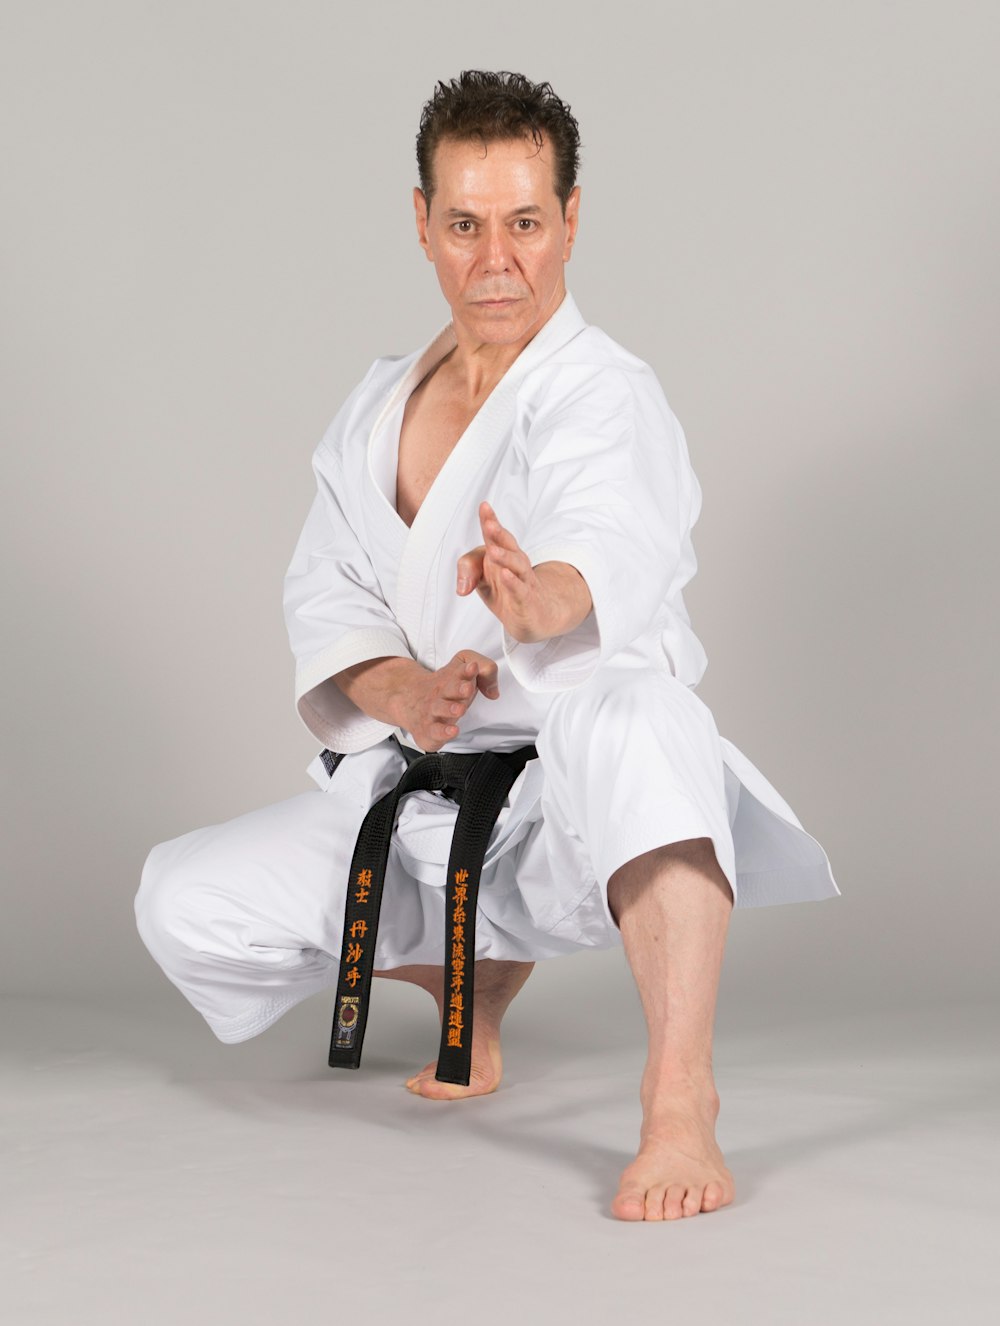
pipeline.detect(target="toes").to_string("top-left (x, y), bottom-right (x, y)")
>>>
top-left (702, 1182), bottom-right (723, 1212)
top-left (404, 1061), bottom-right (438, 1089)
top-left (663, 1184), bottom-right (687, 1220)
top-left (615, 1174), bottom-right (733, 1222)
top-left (409, 1072), bottom-right (499, 1100)
top-left (611, 1188), bottom-right (647, 1221)
top-left (414, 1079), bottom-right (463, 1100)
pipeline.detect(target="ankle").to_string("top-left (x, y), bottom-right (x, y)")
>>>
top-left (373, 963), bottom-right (444, 1002)
top-left (640, 1064), bottom-right (720, 1118)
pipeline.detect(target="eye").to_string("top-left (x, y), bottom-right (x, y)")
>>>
top-left (452, 220), bottom-right (474, 233)
top-left (516, 218), bottom-right (537, 231)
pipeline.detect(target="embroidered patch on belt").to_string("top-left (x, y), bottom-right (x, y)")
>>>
top-left (334, 995), bottom-right (360, 1047)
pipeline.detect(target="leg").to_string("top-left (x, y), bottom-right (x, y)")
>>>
top-left (374, 959), bottom-right (535, 1099)
top-left (135, 790), bottom-right (354, 1042)
top-left (607, 836), bottom-right (736, 1221)
top-left (135, 787), bottom-right (467, 1043)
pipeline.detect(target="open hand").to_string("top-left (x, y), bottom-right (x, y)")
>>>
top-left (456, 501), bottom-right (551, 643)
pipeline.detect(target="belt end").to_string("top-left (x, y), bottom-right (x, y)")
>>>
top-left (328, 1051), bottom-right (363, 1070)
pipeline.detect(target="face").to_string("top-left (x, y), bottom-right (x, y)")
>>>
top-left (414, 132), bottom-right (580, 348)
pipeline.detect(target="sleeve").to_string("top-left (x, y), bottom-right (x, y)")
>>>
top-left (502, 365), bottom-right (692, 693)
top-left (282, 436), bottom-right (413, 753)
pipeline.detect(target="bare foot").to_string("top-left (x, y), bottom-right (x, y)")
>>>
top-left (403, 1020), bottom-right (504, 1100)
top-left (374, 958), bottom-right (534, 1101)
top-left (611, 1085), bottom-right (735, 1221)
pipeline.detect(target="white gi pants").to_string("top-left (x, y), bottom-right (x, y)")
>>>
top-left (135, 666), bottom-right (834, 1044)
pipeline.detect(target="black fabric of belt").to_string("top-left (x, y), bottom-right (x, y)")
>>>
top-left (327, 733), bottom-right (537, 1086)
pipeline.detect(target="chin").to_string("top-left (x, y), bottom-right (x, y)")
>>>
top-left (468, 304), bottom-right (535, 338)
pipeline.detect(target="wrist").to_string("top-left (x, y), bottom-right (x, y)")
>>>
top-left (334, 655), bottom-right (425, 729)
top-left (527, 562), bottom-right (593, 641)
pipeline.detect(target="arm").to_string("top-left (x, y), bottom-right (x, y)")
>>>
top-left (331, 654), bottom-right (429, 729)
top-left (283, 436), bottom-right (414, 753)
top-left (501, 364), bottom-right (694, 692)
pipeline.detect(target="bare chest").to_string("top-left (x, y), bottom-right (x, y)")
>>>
top-left (394, 376), bottom-right (487, 529)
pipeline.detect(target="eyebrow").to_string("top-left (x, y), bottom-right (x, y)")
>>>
top-left (442, 205), bottom-right (544, 220)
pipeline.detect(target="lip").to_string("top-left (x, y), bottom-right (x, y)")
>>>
top-left (475, 298), bottom-right (520, 307)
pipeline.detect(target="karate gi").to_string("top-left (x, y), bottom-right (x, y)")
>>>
top-left (135, 290), bottom-right (841, 1045)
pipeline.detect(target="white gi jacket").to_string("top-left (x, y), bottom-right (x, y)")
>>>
top-left (282, 291), bottom-right (841, 913)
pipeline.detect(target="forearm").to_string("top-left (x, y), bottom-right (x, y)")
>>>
top-left (527, 561), bottom-right (594, 641)
top-left (331, 561), bottom-right (590, 721)
top-left (332, 655), bottom-right (427, 728)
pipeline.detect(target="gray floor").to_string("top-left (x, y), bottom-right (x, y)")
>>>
top-left (2, 954), bottom-right (996, 1325)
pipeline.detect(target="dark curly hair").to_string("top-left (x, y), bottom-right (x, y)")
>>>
top-left (416, 70), bottom-right (582, 217)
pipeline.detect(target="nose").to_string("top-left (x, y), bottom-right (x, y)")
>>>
top-left (480, 219), bottom-right (513, 274)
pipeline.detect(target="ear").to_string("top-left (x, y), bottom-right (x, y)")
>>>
top-left (414, 187), bottom-right (433, 260)
top-left (563, 185), bottom-right (581, 262)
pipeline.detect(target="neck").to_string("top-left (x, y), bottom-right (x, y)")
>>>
top-left (445, 285), bottom-right (566, 398)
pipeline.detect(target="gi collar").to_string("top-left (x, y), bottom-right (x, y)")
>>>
top-left (417, 288), bottom-right (589, 388)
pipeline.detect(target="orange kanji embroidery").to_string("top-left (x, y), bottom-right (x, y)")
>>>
top-left (345, 966), bottom-right (361, 988)
top-left (354, 868), bottom-right (372, 904)
top-left (447, 1028), bottom-right (462, 1047)
top-left (448, 1009), bottom-right (464, 1029)
top-left (346, 941), bottom-right (363, 964)
top-left (349, 919), bottom-right (368, 939)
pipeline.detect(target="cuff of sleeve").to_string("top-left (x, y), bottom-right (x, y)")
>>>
top-left (294, 628), bottom-right (412, 753)
top-left (501, 542), bottom-right (614, 693)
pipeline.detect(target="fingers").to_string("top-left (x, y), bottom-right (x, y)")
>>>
top-left (456, 547), bottom-right (485, 595)
top-left (437, 656), bottom-right (500, 722)
top-left (417, 656), bottom-right (500, 752)
top-left (478, 501), bottom-right (529, 581)
top-left (456, 507), bottom-right (529, 598)
top-left (441, 659), bottom-right (488, 703)
top-left (476, 663), bottom-right (501, 699)
top-left (455, 653), bottom-right (499, 694)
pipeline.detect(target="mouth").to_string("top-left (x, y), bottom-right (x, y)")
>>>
top-left (475, 297), bottom-right (521, 308)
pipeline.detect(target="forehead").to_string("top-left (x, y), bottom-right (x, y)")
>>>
top-left (431, 133), bottom-right (558, 205)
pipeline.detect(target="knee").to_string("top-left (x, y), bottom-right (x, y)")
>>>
top-left (134, 840), bottom-right (206, 971)
top-left (607, 837), bottom-right (732, 922)
top-left (539, 668), bottom-right (650, 758)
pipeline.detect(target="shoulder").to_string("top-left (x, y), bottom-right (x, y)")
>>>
top-left (314, 349), bottom-right (418, 467)
top-left (516, 325), bottom-right (677, 436)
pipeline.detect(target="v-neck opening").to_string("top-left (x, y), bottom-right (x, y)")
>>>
top-left (372, 367), bottom-right (505, 536)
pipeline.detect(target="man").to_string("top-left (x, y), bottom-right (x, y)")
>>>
top-left (135, 70), bottom-right (841, 1222)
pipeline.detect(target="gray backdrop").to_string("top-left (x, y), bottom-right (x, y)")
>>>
top-left (2, 0), bottom-right (996, 1021)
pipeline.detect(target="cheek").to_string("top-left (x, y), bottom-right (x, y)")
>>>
top-left (525, 241), bottom-right (561, 272)
top-left (441, 247), bottom-right (477, 276)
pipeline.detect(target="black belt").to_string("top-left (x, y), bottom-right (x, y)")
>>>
top-left (327, 733), bottom-right (537, 1086)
